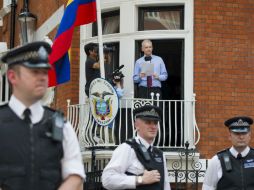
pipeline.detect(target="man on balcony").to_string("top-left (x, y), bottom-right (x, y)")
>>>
top-left (0, 42), bottom-right (85, 190)
top-left (102, 105), bottom-right (170, 190)
top-left (133, 39), bottom-right (168, 99)
top-left (84, 42), bottom-right (123, 98)
top-left (84, 42), bottom-right (100, 97)
top-left (202, 116), bottom-right (254, 190)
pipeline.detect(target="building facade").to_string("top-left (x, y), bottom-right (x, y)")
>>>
top-left (0, 0), bottom-right (254, 159)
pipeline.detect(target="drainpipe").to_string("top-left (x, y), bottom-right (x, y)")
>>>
top-left (10, 0), bottom-right (16, 48)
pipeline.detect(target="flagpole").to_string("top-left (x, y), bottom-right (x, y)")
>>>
top-left (96, 0), bottom-right (105, 78)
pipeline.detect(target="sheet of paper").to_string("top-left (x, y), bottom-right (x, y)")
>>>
top-left (141, 62), bottom-right (154, 76)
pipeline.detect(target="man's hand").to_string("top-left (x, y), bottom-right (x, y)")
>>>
top-left (58, 175), bottom-right (83, 190)
top-left (140, 73), bottom-right (146, 78)
top-left (113, 80), bottom-right (121, 88)
top-left (140, 170), bottom-right (161, 185)
top-left (104, 53), bottom-right (111, 63)
top-left (92, 62), bottom-right (100, 69)
top-left (153, 73), bottom-right (159, 79)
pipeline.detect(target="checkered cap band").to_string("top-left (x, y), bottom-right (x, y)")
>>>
top-left (135, 108), bottom-right (160, 118)
top-left (230, 119), bottom-right (250, 127)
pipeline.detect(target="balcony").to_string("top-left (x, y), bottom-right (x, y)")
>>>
top-left (67, 94), bottom-right (200, 151)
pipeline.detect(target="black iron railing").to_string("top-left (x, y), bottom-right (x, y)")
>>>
top-left (168, 142), bottom-right (207, 190)
top-left (84, 142), bottom-right (207, 190)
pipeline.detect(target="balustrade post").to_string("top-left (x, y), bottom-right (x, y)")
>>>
top-left (66, 99), bottom-right (71, 120)
top-left (185, 141), bottom-right (189, 189)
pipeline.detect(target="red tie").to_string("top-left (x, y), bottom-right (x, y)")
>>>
top-left (147, 76), bottom-right (152, 88)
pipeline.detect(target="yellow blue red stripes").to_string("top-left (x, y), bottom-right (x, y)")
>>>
top-left (48, 0), bottom-right (96, 86)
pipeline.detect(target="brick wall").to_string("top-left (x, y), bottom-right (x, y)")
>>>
top-left (52, 27), bottom-right (80, 113)
top-left (1, 0), bottom-right (80, 114)
top-left (2, 0), bottom-right (254, 159)
top-left (194, 0), bottom-right (254, 158)
top-left (28, 0), bottom-right (80, 114)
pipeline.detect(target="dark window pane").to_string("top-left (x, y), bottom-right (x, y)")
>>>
top-left (92, 10), bottom-right (120, 36)
top-left (139, 6), bottom-right (184, 31)
top-left (103, 42), bottom-right (120, 80)
top-left (134, 39), bottom-right (184, 100)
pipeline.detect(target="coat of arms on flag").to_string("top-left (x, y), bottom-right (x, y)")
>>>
top-left (89, 78), bottom-right (119, 126)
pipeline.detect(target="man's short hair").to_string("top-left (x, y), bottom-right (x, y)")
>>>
top-left (141, 39), bottom-right (153, 48)
top-left (84, 43), bottom-right (98, 56)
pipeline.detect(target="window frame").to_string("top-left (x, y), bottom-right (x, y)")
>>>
top-left (138, 6), bottom-right (184, 31)
top-left (92, 10), bottom-right (120, 36)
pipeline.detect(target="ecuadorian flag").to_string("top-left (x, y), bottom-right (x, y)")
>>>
top-left (48, 0), bottom-right (97, 87)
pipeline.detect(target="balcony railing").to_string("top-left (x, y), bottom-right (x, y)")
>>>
top-left (83, 142), bottom-right (207, 190)
top-left (67, 94), bottom-right (199, 150)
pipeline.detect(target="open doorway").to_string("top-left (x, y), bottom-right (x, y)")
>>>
top-left (134, 39), bottom-right (184, 100)
top-left (134, 39), bottom-right (185, 146)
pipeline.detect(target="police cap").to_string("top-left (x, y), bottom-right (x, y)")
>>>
top-left (224, 116), bottom-right (253, 133)
top-left (1, 41), bottom-right (51, 69)
top-left (133, 105), bottom-right (162, 122)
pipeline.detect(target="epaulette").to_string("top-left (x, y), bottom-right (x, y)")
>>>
top-left (217, 148), bottom-right (230, 156)
top-left (43, 106), bottom-right (66, 123)
top-left (125, 138), bottom-right (136, 146)
top-left (43, 106), bottom-right (56, 112)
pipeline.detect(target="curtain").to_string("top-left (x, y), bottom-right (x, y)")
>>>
top-left (144, 11), bottom-right (181, 30)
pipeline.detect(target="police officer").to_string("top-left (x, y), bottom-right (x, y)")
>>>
top-left (202, 116), bottom-right (254, 190)
top-left (102, 105), bottom-right (170, 190)
top-left (0, 42), bottom-right (85, 190)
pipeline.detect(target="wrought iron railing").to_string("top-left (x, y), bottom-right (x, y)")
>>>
top-left (67, 94), bottom-right (200, 150)
top-left (168, 141), bottom-right (207, 190)
top-left (83, 142), bottom-right (207, 190)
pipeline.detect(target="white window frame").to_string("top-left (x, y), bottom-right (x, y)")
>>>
top-left (0, 42), bottom-right (9, 104)
top-left (3, 0), bottom-right (12, 8)
top-left (80, 0), bottom-right (193, 100)
top-left (80, 0), bottom-right (194, 146)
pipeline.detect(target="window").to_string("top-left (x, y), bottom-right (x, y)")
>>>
top-left (138, 6), bottom-right (184, 31)
top-left (134, 39), bottom-right (184, 100)
top-left (0, 64), bottom-right (9, 104)
top-left (92, 10), bottom-right (120, 36)
top-left (3, 0), bottom-right (12, 8)
top-left (103, 42), bottom-right (120, 80)
top-left (135, 39), bottom-right (185, 146)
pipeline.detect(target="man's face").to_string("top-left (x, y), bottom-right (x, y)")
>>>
top-left (229, 131), bottom-right (251, 150)
top-left (142, 42), bottom-right (153, 56)
top-left (8, 66), bottom-right (48, 104)
top-left (135, 118), bottom-right (159, 143)
top-left (89, 48), bottom-right (98, 59)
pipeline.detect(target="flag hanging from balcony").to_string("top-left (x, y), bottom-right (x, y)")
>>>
top-left (48, 0), bottom-right (97, 87)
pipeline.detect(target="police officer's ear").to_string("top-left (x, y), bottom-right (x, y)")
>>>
top-left (134, 119), bottom-right (141, 131)
top-left (7, 65), bottom-right (20, 86)
top-left (228, 131), bottom-right (232, 141)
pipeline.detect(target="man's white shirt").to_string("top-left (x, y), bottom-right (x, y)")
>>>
top-left (102, 135), bottom-right (171, 190)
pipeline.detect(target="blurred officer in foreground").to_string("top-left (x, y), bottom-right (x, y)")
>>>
top-left (102, 105), bottom-right (170, 190)
top-left (0, 42), bottom-right (85, 190)
top-left (202, 116), bottom-right (254, 190)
